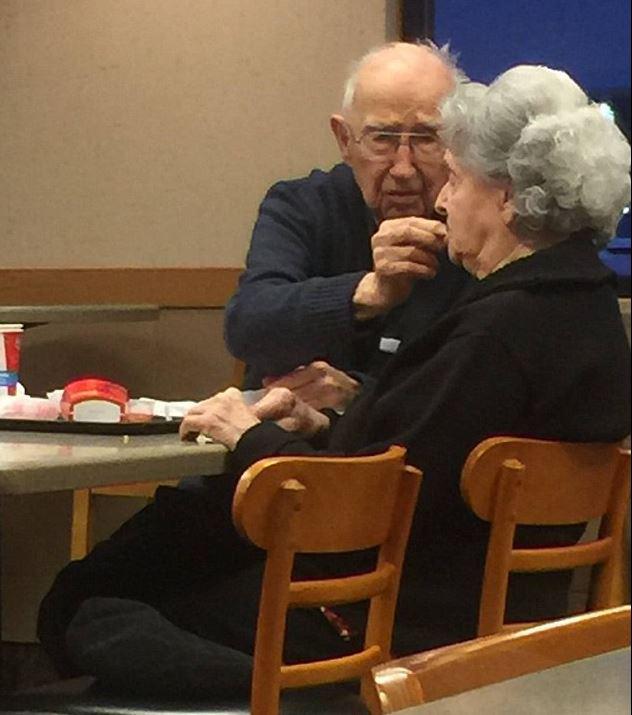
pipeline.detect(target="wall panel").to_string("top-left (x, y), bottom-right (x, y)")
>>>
top-left (1, 0), bottom-right (398, 269)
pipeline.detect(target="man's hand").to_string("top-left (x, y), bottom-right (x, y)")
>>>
top-left (179, 387), bottom-right (260, 450)
top-left (262, 361), bottom-right (360, 411)
top-left (353, 216), bottom-right (447, 320)
top-left (253, 387), bottom-right (330, 436)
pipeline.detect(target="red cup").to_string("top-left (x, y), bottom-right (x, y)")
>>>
top-left (0, 324), bottom-right (24, 396)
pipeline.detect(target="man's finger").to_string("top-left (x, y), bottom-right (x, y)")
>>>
top-left (379, 261), bottom-right (438, 279)
top-left (378, 216), bottom-right (447, 235)
top-left (374, 217), bottom-right (447, 247)
top-left (376, 244), bottom-right (440, 267)
top-left (264, 364), bottom-right (324, 391)
top-left (405, 216), bottom-right (447, 236)
top-left (375, 231), bottom-right (445, 251)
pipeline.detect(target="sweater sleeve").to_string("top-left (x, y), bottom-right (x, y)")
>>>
top-left (227, 422), bottom-right (321, 477)
top-left (223, 178), bottom-right (368, 379)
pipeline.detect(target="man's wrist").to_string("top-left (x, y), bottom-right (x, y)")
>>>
top-left (352, 273), bottom-right (390, 321)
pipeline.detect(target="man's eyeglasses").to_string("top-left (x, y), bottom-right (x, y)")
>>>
top-left (348, 125), bottom-right (443, 162)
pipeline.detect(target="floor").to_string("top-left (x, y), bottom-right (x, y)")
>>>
top-left (0, 641), bottom-right (59, 695)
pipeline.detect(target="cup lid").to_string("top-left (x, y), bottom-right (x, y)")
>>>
top-left (0, 324), bottom-right (24, 331)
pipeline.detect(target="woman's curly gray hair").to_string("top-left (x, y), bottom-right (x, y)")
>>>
top-left (440, 65), bottom-right (631, 245)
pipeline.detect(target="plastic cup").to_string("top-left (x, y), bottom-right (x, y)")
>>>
top-left (0, 324), bottom-right (24, 396)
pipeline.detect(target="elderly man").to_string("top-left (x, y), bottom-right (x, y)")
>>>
top-left (225, 41), bottom-right (470, 409)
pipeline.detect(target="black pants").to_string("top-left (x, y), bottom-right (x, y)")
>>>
top-left (37, 474), bottom-right (362, 696)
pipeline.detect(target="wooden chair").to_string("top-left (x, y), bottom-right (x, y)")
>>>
top-left (458, 437), bottom-right (630, 636)
top-left (69, 357), bottom-right (247, 561)
top-left (231, 445), bottom-right (422, 715)
top-left (372, 605), bottom-right (631, 711)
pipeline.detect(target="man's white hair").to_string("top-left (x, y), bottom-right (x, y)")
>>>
top-left (340, 40), bottom-right (463, 113)
top-left (440, 65), bottom-right (631, 245)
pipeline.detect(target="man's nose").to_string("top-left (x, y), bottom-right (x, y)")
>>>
top-left (389, 142), bottom-right (416, 178)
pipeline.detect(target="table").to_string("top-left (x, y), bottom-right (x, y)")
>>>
top-left (0, 305), bottom-right (160, 326)
top-left (398, 647), bottom-right (630, 715)
top-left (0, 431), bottom-right (227, 495)
top-left (0, 430), bottom-right (227, 672)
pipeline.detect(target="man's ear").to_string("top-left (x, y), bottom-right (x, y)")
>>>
top-left (330, 114), bottom-right (352, 161)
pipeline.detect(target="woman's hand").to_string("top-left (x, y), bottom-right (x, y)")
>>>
top-left (253, 387), bottom-right (330, 436)
top-left (179, 387), bottom-right (260, 450)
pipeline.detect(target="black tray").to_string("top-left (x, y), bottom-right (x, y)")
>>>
top-left (0, 417), bottom-right (181, 435)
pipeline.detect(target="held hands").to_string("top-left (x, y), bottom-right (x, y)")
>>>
top-left (353, 216), bottom-right (447, 320)
top-left (253, 387), bottom-right (330, 436)
top-left (178, 385), bottom-right (330, 449)
top-left (262, 361), bottom-right (360, 411)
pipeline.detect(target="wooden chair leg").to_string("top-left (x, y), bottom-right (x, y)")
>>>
top-left (611, 505), bottom-right (631, 605)
top-left (70, 489), bottom-right (91, 561)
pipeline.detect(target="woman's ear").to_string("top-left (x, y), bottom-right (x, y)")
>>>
top-left (330, 114), bottom-right (352, 161)
top-left (500, 186), bottom-right (516, 225)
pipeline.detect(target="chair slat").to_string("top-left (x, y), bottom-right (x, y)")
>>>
top-left (234, 447), bottom-right (410, 551)
top-left (288, 564), bottom-right (396, 607)
top-left (90, 480), bottom-right (179, 497)
top-left (281, 645), bottom-right (384, 688)
top-left (510, 538), bottom-right (613, 571)
top-left (462, 438), bottom-right (619, 523)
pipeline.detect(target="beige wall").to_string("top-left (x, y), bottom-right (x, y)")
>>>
top-left (1, 0), bottom-right (398, 268)
top-left (0, 1), bottom-right (398, 642)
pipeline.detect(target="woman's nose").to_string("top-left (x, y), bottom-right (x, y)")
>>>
top-left (435, 183), bottom-right (448, 216)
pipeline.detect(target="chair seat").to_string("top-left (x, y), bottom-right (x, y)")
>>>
top-left (0, 677), bottom-right (370, 715)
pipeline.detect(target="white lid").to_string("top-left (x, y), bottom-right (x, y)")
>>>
top-left (72, 400), bottom-right (122, 423)
top-left (0, 324), bottom-right (24, 332)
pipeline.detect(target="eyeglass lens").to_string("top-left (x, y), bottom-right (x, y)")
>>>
top-left (361, 131), bottom-right (442, 160)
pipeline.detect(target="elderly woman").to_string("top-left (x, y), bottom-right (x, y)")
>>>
top-left (39, 66), bottom-right (630, 696)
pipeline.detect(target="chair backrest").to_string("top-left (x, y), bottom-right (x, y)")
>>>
top-left (231, 445), bottom-right (422, 715)
top-left (372, 605), bottom-right (631, 712)
top-left (460, 437), bottom-right (631, 635)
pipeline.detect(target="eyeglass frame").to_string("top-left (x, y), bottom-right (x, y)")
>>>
top-left (344, 121), bottom-right (444, 163)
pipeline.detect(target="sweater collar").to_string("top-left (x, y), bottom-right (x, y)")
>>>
top-left (456, 234), bottom-right (616, 307)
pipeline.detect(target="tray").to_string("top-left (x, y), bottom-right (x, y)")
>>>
top-left (0, 416), bottom-right (181, 435)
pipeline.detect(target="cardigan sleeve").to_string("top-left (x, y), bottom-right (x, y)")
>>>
top-left (223, 179), bottom-right (368, 380)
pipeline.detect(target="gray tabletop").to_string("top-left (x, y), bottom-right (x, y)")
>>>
top-left (0, 431), bottom-right (227, 495)
top-left (0, 304), bottom-right (160, 325)
top-left (399, 647), bottom-right (630, 715)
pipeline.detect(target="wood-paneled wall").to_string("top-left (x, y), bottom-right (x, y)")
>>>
top-left (0, 267), bottom-right (242, 307)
